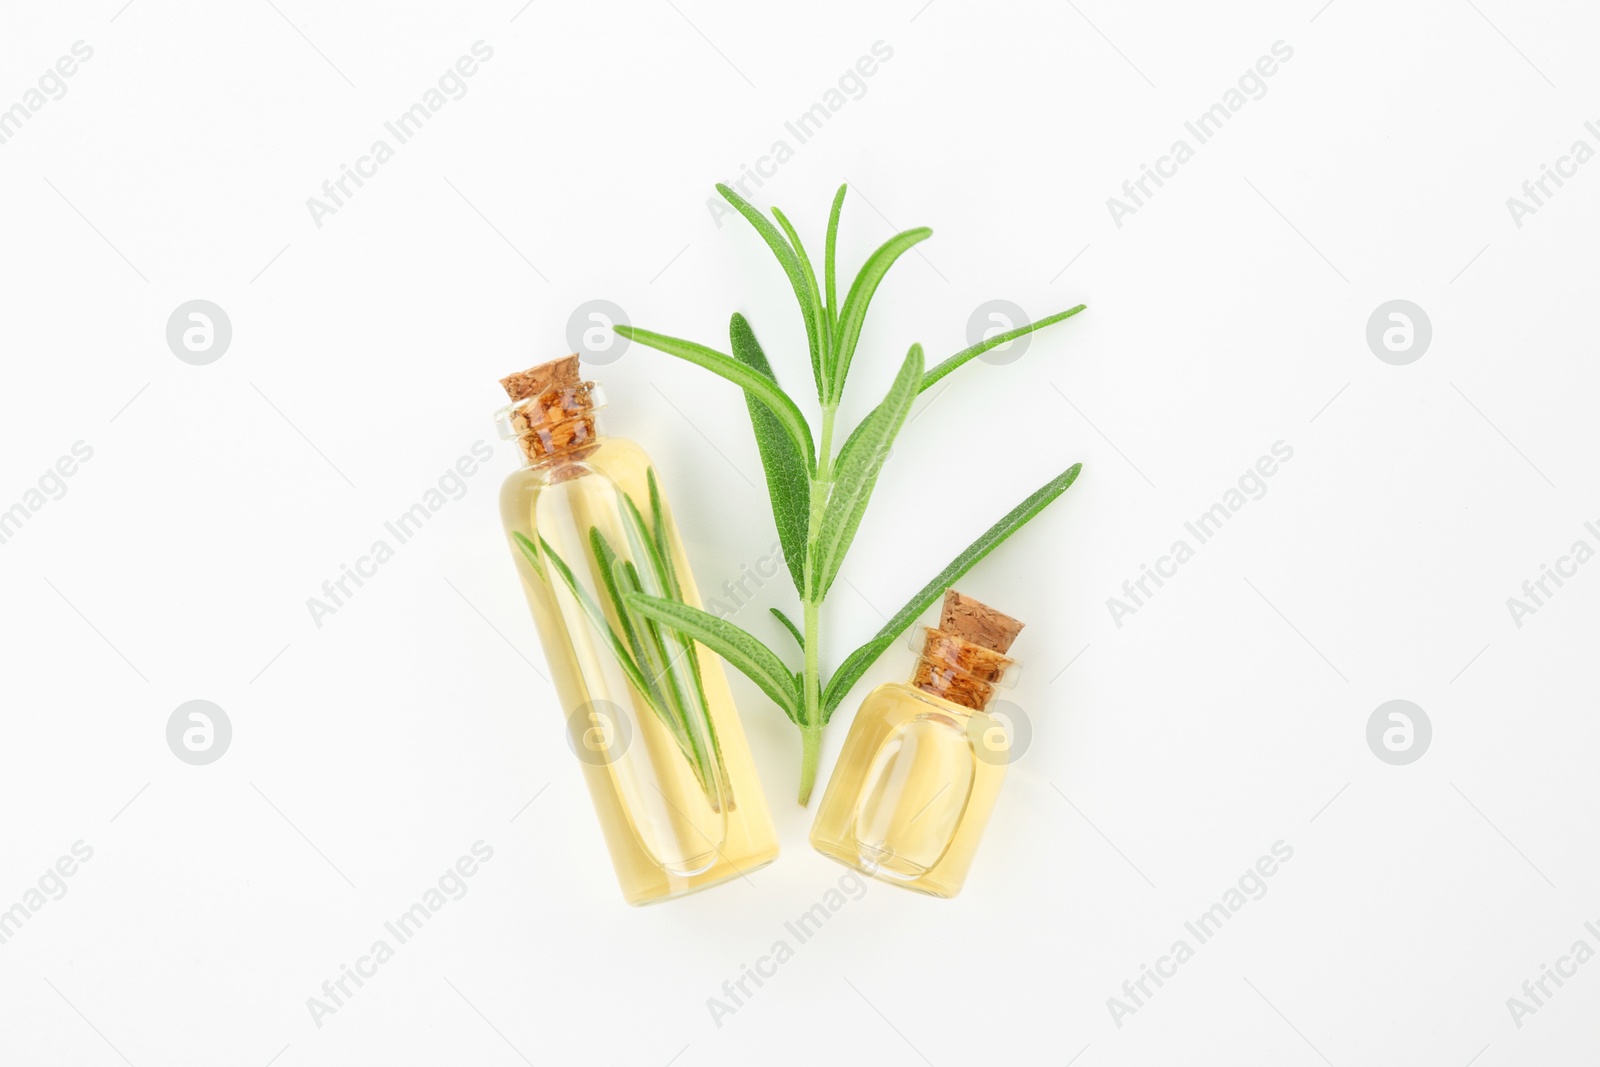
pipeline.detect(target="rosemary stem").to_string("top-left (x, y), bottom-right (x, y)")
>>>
top-left (798, 720), bottom-right (822, 806)
top-left (797, 400), bottom-right (839, 804)
top-left (799, 599), bottom-right (821, 804)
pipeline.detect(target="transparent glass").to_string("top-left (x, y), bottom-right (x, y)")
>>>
top-left (810, 682), bottom-right (1008, 898)
top-left (500, 435), bottom-right (778, 904)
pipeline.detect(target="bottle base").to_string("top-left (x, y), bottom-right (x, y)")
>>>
top-left (809, 835), bottom-right (963, 899)
top-left (622, 844), bottom-right (780, 907)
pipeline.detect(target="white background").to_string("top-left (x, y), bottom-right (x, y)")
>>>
top-left (2, 1), bottom-right (1597, 1064)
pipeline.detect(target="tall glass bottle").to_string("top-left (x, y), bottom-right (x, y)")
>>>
top-left (810, 590), bottom-right (1025, 898)
top-left (495, 355), bottom-right (777, 905)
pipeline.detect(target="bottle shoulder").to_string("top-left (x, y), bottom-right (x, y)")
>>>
top-left (860, 682), bottom-right (986, 726)
top-left (499, 436), bottom-right (653, 493)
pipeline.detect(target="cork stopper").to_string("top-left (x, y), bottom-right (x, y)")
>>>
top-left (941, 590), bottom-right (1025, 653)
top-left (500, 354), bottom-right (580, 403)
top-left (497, 355), bottom-right (600, 466)
top-left (910, 590), bottom-right (1023, 711)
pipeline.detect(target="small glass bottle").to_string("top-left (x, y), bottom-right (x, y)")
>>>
top-left (495, 355), bottom-right (778, 905)
top-left (810, 590), bottom-right (1025, 898)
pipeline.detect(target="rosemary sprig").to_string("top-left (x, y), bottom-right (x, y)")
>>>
top-left (616, 183), bottom-right (1087, 804)
top-left (512, 475), bottom-right (729, 807)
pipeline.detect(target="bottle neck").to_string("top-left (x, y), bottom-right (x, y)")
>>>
top-left (907, 627), bottom-right (1014, 712)
top-left (506, 382), bottom-right (602, 467)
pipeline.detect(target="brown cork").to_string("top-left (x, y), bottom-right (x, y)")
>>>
top-left (940, 590), bottom-right (1025, 653)
top-left (500, 354), bottom-right (581, 402)
top-left (910, 590), bottom-right (1023, 711)
top-left (499, 355), bottom-right (598, 468)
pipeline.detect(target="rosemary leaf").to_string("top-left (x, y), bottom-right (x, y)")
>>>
top-left (920, 303), bottom-right (1087, 393)
top-left (824, 183), bottom-right (847, 344)
top-left (730, 313), bottom-right (809, 594)
top-left (770, 607), bottom-right (805, 651)
top-left (521, 533), bottom-right (661, 723)
top-left (612, 325), bottom-right (815, 471)
top-left (716, 183), bottom-right (826, 401)
top-left (821, 462), bottom-right (1084, 720)
top-left (589, 528), bottom-right (666, 715)
top-left (772, 205), bottom-right (830, 383)
top-left (626, 594), bottom-right (803, 725)
top-left (829, 225), bottom-right (932, 402)
top-left (810, 343), bottom-right (922, 599)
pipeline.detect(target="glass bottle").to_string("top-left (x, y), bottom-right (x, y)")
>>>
top-left (810, 590), bottom-right (1024, 898)
top-left (495, 355), bottom-right (778, 905)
